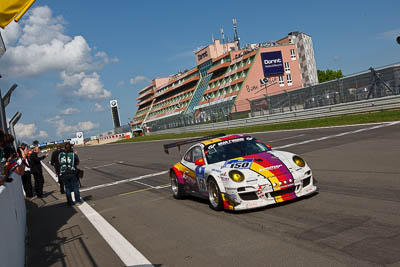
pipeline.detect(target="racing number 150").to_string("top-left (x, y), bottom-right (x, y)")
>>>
top-left (230, 162), bottom-right (250, 169)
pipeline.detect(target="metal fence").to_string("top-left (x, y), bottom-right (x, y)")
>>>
top-left (249, 64), bottom-right (400, 116)
top-left (145, 63), bottom-right (400, 132)
top-left (150, 95), bottom-right (400, 135)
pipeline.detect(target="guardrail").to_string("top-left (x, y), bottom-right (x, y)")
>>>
top-left (0, 172), bottom-right (26, 267)
top-left (150, 95), bottom-right (400, 134)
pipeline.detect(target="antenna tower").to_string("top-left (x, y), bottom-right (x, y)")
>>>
top-left (233, 18), bottom-right (240, 49)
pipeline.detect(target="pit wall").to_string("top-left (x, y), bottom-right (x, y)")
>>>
top-left (0, 172), bottom-right (26, 267)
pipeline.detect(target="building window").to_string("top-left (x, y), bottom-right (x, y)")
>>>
top-left (284, 62), bottom-right (290, 73)
top-left (286, 74), bottom-right (292, 85)
top-left (279, 76), bottom-right (284, 87)
top-left (290, 49), bottom-right (296, 60)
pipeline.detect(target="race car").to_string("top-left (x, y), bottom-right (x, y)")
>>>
top-left (164, 133), bottom-right (317, 211)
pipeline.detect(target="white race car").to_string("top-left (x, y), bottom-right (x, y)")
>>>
top-left (164, 134), bottom-right (317, 211)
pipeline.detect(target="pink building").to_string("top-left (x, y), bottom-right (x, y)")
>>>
top-left (132, 31), bottom-right (318, 130)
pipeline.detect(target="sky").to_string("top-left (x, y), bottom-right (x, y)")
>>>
top-left (0, 0), bottom-right (399, 144)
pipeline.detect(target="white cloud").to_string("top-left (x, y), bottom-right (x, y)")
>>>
top-left (58, 71), bottom-right (111, 100)
top-left (378, 29), bottom-right (400, 40)
top-left (130, 75), bottom-right (150, 85)
top-left (45, 115), bottom-right (61, 122)
top-left (1, 21), bottom-right (21, 45)
top-left (0, 6), bottom-right (104, 77)
top-left (38, 130), bottom-right (49, 138)
top-left (94, 103), bottom-right (105, 112)
top-left (0, 5), bottom-right (115, 102)
top-left (14, 122), bottom-right (48, 140)
top-left (60, 107), bottom-right (80, 115)
top-left (52, 119), bottom-right (99, 136)
top-left (117, 80), bottom-right (125, 87)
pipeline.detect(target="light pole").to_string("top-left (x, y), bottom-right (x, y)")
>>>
top-left (9, 111), bottom-right (21, 149)
top-left (204, 95), bottom-right (211, 122)
top-left (0, 84), bottom-right (18, 133)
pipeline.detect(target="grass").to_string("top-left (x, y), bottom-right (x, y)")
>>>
top-left (115, 109), bottom-right (400, 144)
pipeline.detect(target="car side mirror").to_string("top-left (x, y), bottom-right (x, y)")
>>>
top-left (195, 158), bottom-right (205, 166)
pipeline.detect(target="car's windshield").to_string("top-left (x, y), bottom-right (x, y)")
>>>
top-left (204, 137), bottom-right (270, 164)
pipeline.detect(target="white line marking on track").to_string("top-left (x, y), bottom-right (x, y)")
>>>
top-left (84, 162), bottom-right (117, 170)
top-left (80, 171), bottom-right (168, 192)
top-left (155, 184), bottom-right (171, 189)
top-left (275, 121), bottom-right (400, 149)
top-left (267, 134), bottom-right (305, 142)
top-left (42, 163), bottom-right (153, 266)
top-left (134, 181), bottom-right (156, 189)
top-left (104, 121), bottom-right (400, 146)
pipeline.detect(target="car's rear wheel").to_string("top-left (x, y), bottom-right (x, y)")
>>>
top-left (171, 171), bottom-right (185, 199)
top-left (208, 178), bottom-right (223, 211)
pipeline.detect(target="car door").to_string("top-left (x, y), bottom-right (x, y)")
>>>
top-left (192, 146), bottom-right (208, 194)
top-left (181, 146), bottom-right (197, 189)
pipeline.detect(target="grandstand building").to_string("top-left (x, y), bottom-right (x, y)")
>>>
top-left (132, 31), bottom-right (318, 131)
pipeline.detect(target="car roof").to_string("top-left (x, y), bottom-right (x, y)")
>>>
top-left (201, 134), bottom-right (249, 146)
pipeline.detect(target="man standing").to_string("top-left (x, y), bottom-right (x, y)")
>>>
top-left (50, 144), bottom-right (64, 194)
top-left (20, 145), bottom-right (33, 198)
top-left (59, 143), bottom-right (83, 206)
top-left (30, 146), bottom-right (48, 198)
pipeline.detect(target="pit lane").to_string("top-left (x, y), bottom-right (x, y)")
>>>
top-left (44, 122), bottom-right (400, 266)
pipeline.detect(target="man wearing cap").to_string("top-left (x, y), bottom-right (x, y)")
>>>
top-left (51, 144), bottom-right (64, 194)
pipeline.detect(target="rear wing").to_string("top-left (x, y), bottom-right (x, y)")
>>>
top-left (163, 133), bottom-right (225, 154)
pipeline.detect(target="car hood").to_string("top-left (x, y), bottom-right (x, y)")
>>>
top-left (220, 151), bottom-right (294, 189)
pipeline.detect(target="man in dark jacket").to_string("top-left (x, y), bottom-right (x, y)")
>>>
top-left (50, 144), bottom-right (64, 193)
top-left (30, 146), bottom-right (48, 198)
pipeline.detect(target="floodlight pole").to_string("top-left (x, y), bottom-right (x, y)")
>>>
top-left (9, 112), bottom-right (21, 149)
top-left (0, 89), bottom-right (7, 133)
top-left (0, 84), bottom-right (19, 133)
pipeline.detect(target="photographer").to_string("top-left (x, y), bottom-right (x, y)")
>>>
top-left (59, 143), bottom-right (83, 206)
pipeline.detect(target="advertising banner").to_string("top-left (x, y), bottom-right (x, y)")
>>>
top-left (261, 51), bottom-right (284, 76)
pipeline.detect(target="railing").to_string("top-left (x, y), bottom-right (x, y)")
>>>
top-left (149, 95), bottom-right (400, 134)
top-left (0, 172), bottom-right (26, 267)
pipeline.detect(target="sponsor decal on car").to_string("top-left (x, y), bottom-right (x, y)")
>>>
top-left (223, 158), bottom-right (253, 169)
top-left (259, 164), bottom-right (282, 172)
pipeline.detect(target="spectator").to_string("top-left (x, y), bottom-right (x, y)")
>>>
top-left (50, 144), bottom-right (64, 194)
top-left (0, 131), bottom-right (24, 185)
top-left (30, 146), bottom-right (48, 198)
top-left (59, 143), bottom-right (83, 206)
top-left (19, 145), bottom-right (33, 198)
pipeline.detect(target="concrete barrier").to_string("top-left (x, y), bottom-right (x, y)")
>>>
top-left (0, 172), bottom-right (26, 267)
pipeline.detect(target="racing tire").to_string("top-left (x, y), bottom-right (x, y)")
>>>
top-left (171, 171), bottom-right (185, 199)
top-left (207, 178), bottom-right (224, 211)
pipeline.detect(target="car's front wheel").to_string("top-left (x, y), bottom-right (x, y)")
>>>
top-left (171, 171), bottom-right (185, 199)
top-left (208, 178), bottom-right (223, 211)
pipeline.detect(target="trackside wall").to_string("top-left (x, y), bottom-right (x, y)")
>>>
top-left (0, 172), bottom-right (26, 267)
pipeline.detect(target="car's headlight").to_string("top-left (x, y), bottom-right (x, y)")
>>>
top-left (293, 155), bottom-right (306, 168)
top-left (229, 170), bottom-right (245, 182)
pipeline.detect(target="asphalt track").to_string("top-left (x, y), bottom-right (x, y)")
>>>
top-left (44, 122), bottom-right (400, 266)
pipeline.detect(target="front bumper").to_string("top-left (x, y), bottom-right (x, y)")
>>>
top-left (222, 176), bottom-right (318, 211)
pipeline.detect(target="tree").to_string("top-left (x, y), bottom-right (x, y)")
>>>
top-left (32, 140), bottom-right (39, 146)
top-left (317, 69), bottom-right (344, 83)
